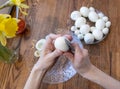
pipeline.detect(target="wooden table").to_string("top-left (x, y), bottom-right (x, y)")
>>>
top-left (0, 0), bottom-right (120, 89)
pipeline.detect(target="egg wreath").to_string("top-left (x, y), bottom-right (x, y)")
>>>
top-left (70, 6), bottom-right (111, 44)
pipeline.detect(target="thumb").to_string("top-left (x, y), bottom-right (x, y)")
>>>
top-left (49, 49), bottom-right (63, 59)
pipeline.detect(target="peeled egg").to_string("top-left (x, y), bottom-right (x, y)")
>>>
top-left (54, 37), bottom-right (69, 52)
top-left (80, 24), bottom-right (90, 34)
top-left (95, 19), bottom-right (105, 30)
top-left (88, 11), bottom-right (99, 22)
top-left (102, 16), bottom-right (108, 22)
top-left (71, 26), bottom-right (77, 31)
top-left (75, 30), bottom-right (80, 35)
top-left (75, 17), bottom-right (86, 27)
top-left (98, 13), bottom-right (104, 18)
top-left (35, 39), bottom-right (46, 51)
top-left (77, 34), bottom-right (84, 40)
top-left (106, 21), bottom-right (111, 27)
top-left (89, 7), bottom-right (95, 11)
top-left (93, 30), bottom-right (103, 40)
top-left (102, 28), bottom-right (109, 35)
top-left (90, 26), bottom-right (96, 32)
top-left (80, 6), bottom-right (89, 17)
top-left (70, 11), bottom-right (81, 21)
top-left (84, 33), bottom-right (94, 44)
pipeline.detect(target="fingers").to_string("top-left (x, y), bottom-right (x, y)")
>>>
top-left (64, 35), bottom-right (72, 41)
top-left (63, 52), bottom-right (74, 62)
top-left (48, 49), bottom-right (63, 59)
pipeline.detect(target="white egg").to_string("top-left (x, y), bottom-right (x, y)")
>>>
top-left (80, 24), bottom-right (90, 34)
top-left (70, 11), bottom-right (81, 21)
top-left (84, 33), bottom-right (94, 44)
top-left (89, 7), bottom-right (95, 11)
top-left (106, 21), bottom-right (111, 27)
top-left (98, 13), bottom-right (104, 18)
top-left (35, 39), bottom-right (46, 51)
top-left (102, 28), bottom-right (109, 35)
top-left (88, 11), bottom-right (99, 22)
top-left (54, 37), bottom-right (69, 52)
top-left (75, 30), bottom-right (80, 35)
top-left (102, 16), bottom-right (108, 22)
top-left (95, 19), bottom-right (105, 30)
top-left (71, 26), bottom-right (77, 31)
top-left (80, 6), bottom-right (89, 17)
top-left (93, 30), bottom-right (103, 40)
top-left (77, 34), bottom-right (84, 40)
top-left (75, 17), bottom-right (86, 27)
top-left (90, 26), bottom-right (96, 32)
top-left (34, 50), bottom-right (41, 57)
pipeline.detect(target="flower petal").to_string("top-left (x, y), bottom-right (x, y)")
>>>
top-left (0, 32), bottom-right (7, 46)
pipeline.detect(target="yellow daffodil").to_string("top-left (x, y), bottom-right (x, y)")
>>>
top-left (0, 0), bottom-right (29, 15)
top-left (9, 0), bottom-right (29, 15)
top-left (0, 14), bottom-right (18, 46)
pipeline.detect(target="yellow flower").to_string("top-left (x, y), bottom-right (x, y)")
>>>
top-left (9, 0), bottom-right (29, 15)
top-left (0, 14), bottom-right (18, 46)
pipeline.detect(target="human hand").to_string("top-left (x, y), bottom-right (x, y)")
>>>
top-left (34, 34), bottom-right (63, 71)
top-left (64, 43), bottom-right (92, 75)
top-left (33, 34), bottom-right (72, 71)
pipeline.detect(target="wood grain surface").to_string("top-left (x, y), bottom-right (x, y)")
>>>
top-left (0, 0), bottom-right (120, 89)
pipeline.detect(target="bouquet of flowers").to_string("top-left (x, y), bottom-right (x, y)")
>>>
top-left (0, 0), bottom-right (29, 63)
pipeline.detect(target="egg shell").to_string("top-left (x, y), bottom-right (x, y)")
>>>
top-left (77, 34), bottom-right (84, 40)
top-left (54, 37), bottom-right (69, 52)
top-left (102, 28), bottom-right (109, 35)
top-left (93, 30), bottom-right (103, 40)
top-left (89, 7), bottom-right (95, 11)
top-left (88, 11), bottom-right (99, 22)
top-left (34, 50), bottom-right (41, 57)
top-left (106, 21), bottom-right (111, 27)
top-left (95, 19), bottom-right (105, 30)
top-left (75, 17), bottom-right (86, 27)
top-left (71, 26), bottom-right (77, 31)
top-left (84, 33), bottom-right (94, 44)
top-left (80, 24), bottom-right (90, 34)
top-left (70, 11), bottom-right (81, 21)
top-left (80, 6), bottom-right (89, 17)
top-left (35, 39), bottom-right (46, 51)
top-left (102, 16), bottom-right (108, 22)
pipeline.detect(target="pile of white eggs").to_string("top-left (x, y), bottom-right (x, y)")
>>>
top-left (70, 6), bottom-right (111, 44)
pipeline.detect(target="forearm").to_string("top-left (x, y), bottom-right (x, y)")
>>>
top-left (80, 65), bottom-right (120, 89)
top-left (24, 66), bottom-right (46, 89)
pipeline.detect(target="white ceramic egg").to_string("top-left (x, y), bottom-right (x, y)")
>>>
top-left (80, 6), bottom-right (89, 17)
top-left (75, 17), bottom-right (86, 27)
top-left (35, 39), bottom-right (46, 51)
top-left (106, 21), bottom-right (111, 27)
top-left (80, 24), bottom-right (90, 34)
top-left (95, 19), bottom-right (105, 30)
top-left (89, 7), bottom-right (95, 11)
top-left (71, 26), bottom-right (77, 31)
top-left (88, 11), bottom-right (99, 22)
top-left (102, 16), bottom-right (108, 22)
top-left (54, 37), bottom-right (69, 52)
top-left (84, 33), bottom-right (94, 44)
top-left (70, 11), bottom-right (81, 21)
top-left (77, 34), bottom-right (84, 40)
top-left (102, 28), bottom-right (109, 35)
top-left (75, 30), bottom-right (80, 35)
top-left (93, 30), bottom-right (103, 40)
